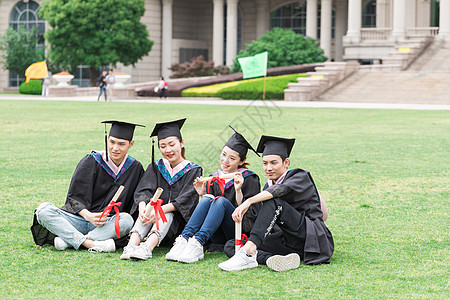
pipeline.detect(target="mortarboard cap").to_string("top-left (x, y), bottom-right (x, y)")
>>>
top-left (256, 135), bottom-right (295, 158)
top-left (225, 126), bottom-right (259, 158)
top-left (150, 118), bottom-right (186, 141)
top-left (102, 120), bottom-right (145, 141)
top-left (101, 120), bottom-right (145, 161)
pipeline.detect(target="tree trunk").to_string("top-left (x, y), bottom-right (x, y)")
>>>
top-left (90, 66), bottom-right (98, 87)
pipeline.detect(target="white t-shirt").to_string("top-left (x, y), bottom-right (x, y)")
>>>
top-left (106, 74), bottom-right (115, 88)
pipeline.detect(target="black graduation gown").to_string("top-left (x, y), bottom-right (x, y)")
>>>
top-left (132, 159), bottom-right (202, 242)
top-left (31, 151), bottom-right (144, 246)
top-left (207, 169), bottom-right (261, 235)
top-left (265, 168), bottom-right (334, 265)
top-left (61, 152), bottom-right (144, 215)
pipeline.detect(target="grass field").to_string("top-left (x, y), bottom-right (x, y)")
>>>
top-left (1, 100), bottom-right (448, 299)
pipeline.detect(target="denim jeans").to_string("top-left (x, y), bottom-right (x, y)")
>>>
top-left (130, 212), bottom-right (174, 246)
top-left (98, 86), bottom-right (107, 101)
top-left (35, 202), bottom-right (134, 250)
top-left (181, 196), bottom-right (235, 245)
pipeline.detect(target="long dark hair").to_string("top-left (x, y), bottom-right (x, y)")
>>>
top-left (238, 153), bottom-right (249, 169)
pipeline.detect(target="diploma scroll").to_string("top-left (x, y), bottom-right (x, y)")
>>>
top-left (199, 172), bottom-right (237, 182)
top-left (235, 221), bottom-right (242, 253)
top-left (111, 185), bottom-right (125, 202)
top-left (99, 185), bottom-right (125, 238)
top-left (144, 187), bottom-right (164, 217)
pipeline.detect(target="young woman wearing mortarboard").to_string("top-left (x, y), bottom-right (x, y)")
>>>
top-left (165, 126), bottom-right (261, 264)
top-left (120, 119), bottom-right (202, 260)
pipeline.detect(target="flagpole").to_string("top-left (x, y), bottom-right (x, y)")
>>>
top-left (263, 75), bottom-right (266, 101)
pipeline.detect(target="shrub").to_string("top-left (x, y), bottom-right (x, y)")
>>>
top-left (19, 79), bottom-right (42, 95)
top-left (182, 73), bottom-right (307, 100)
top-left (170, 55), bottom-right (230, 78)
top-left (231, 28), bottom-right (327, 73)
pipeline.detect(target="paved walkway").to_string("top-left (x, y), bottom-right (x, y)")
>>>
top-left (1, 94), bottom-right (449, 110)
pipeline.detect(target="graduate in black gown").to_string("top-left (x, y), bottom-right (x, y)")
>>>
top-left (165, 126), bottom-right (261, 264)
top-left (120, 118), bottom-right (202, 260)
top-left (219, 135), bottom-right (334, 271)
top-left (31, 121), bottom-right (145, 252)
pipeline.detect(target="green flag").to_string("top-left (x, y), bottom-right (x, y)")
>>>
top-left (238, 51), bottom-right (268, 79)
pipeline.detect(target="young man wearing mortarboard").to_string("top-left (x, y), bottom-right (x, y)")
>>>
top-left (219, 135), bottom-right (333, 271)
top-left (31, 121), bottom-right (145, 252)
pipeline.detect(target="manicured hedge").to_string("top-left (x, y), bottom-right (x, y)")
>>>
top-left (136, 63), bottom-right (321, 97)
top-left (182, 73), bottom-right (307, 100)
top-left (19, 79), bottom-right (42, 95)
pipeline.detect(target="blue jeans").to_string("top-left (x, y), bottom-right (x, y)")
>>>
top-left (98, 86), bottom-right (107, 101)
top-left (35, 202), bottom-right (133, 250)
top-left (181, 196), bottom-right (235, 245)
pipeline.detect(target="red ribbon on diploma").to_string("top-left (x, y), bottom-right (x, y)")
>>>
top-left (235, 234), bottom-right (248, 248)
top-left (99, 200), bottom-right (122, 238)
top-left (150, 198), bottom-right (167, 231)
top-left (207, 176), bottom-right (226, 201)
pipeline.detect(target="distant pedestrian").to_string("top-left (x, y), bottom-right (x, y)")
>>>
top-left (97, 70), bottom-right (107, 102)
top-left (157, 76), bottom-right (168, 99)
top-left (106, 69), bottom-right (116, 101)
top-left (42, 77), bottom-right (49, 97)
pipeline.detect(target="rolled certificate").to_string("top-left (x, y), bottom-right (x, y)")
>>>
top-left (112, 185), bottom-right (125, 202)
top-left (235, 221), bottom-right (242, 253)
top-left (200, 172), bottom-right (237, 182)
top-left (144, 187), bottom-right (164, 217)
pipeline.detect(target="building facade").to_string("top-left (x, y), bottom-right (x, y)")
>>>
top-left (0, 0), bottom-right (449, 91)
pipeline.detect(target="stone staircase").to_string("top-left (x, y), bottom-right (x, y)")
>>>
top-left (408, 40), bottom-right (450, 73)
top-left (315, 40), bottom-right (450, 104)
top-left (284, 62), bottom-right (360, 101)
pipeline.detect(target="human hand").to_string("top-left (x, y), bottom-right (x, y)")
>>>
top-left (89, 212), bottom-right (108, 227)
top-left (193, 177), bottom-right (207, 196)
top-left (233, 172), bottom-right (244, 191)
top-left (232, 201), bottom-right (250, 223)
top-left (139, 207), bottom-right (155, 225)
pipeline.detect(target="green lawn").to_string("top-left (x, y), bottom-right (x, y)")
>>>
top-left (1, 100), bottom-right (448, 299)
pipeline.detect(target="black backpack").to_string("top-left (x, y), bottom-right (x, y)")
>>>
top-left (96, 75), bottom-right (104, 87)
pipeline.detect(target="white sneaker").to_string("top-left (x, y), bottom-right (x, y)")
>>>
top-left (177, 237), bottom-right (204, 263)
top-left (54, 237), bottom-right (72, 251)
top-left (129, 244), bottom-right (152, 260)
top-left (218, 249), bottom-right (258, 271)
top-left (266, 253), bottom-right (300, 272)
top-left (165, 236), bottom-right (188, 261)
top-left (120, 244), bottom-right (137, 260)
top-left (88, 239), bottom-right (116, 253)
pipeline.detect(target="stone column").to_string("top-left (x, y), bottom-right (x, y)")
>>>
top-left (161, 0), bottom-right (174, 79)
top-left (256, 0), bottom-right (268, 37)
top-left (344, 0), bottom-right (362, 43)
top-left (376, 0), bottom-right (390, 28)
top-left (438, 0), bottom-right (450, 41)
top-left (226, 0), bottom-right (238, 66)
top-left (320, 0), bottom-right (332, 60)
top-left (306, 0), bottom-right (318, 39)
top-left (213, 0), bottom-right (225, 66)
top-left (335, 0), bottom-right (348, 61)
top-left (391, 0), bottom-right (406, 41)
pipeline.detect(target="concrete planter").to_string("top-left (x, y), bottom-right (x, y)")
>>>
top-left (53, 74), bottom-right (74, 86)
top-left (114, 74), bottom-right (131, 88)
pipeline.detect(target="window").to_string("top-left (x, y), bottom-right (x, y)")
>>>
top-left (270, 2), bottom-right (335, 38)
top-left (72, 66), bottom-right (91, 88)
top-left (270, 2), bottom-right (307, 35)
top-left (362, 0), bottom-right (377, 28)
top-left (9, 0), bottom-right (45, 87)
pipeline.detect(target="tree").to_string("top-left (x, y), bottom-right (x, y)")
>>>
top-left (39, 0), bottom-right (153, 86)
top-left (0, 26), bottom-right (45, 80)
top-left (231, 27), bottom-right (327, 73)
